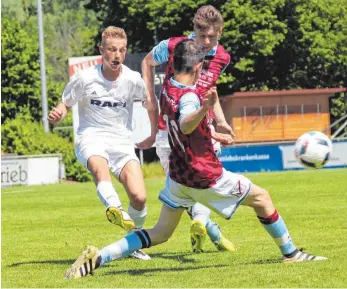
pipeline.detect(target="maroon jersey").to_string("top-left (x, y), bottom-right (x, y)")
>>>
top-left (160, 79), bottom-right (223, 189)
top-left (158, 36), bottom-right (230, 130)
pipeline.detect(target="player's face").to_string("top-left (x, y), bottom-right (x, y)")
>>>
top-left (194, 26), bottom-right (222, 52)
top-left (99, 37), bottom-right (127, 71)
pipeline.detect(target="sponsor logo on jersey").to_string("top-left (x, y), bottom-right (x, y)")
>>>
top-left (162, 87), bottom-right (178, 112)
top-left (90, 99), bottom-right (126, 108)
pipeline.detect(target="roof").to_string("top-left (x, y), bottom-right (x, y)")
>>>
top-left (223, 88), bottom-right (347, 100)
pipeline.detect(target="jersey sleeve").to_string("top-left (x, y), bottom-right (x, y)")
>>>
top-left (178, 92), bottom-right (201, 123)
top-left (152, 39), bottom-right (170, 64)
top-left (133, 75), bottom-right (147, 102)
top-left (61, 77), bottom-right (84, 107)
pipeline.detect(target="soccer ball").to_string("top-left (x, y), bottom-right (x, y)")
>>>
top-left (294, 131), bottom-right (333, 169)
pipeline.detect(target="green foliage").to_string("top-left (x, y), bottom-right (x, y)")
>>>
top-left (1, 0), bottom-right (100, 129)
top-left (1, 117), bottom-right (92, 182)
top-left (1, 18), bottom-right (41, 123)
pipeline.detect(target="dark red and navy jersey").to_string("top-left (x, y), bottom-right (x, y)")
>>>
top-left (160, 78), bottom-right (223, 189)
top-left (154, 35), bottom-right (231, 130)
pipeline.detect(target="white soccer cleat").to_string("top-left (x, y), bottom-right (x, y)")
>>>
top-left (65, 246), bottom-right (101, 279)
top-left (106, 206), bottom-right (135, 232)
top-left (129, 249), bottom-right (151, 260)
top-left (282, 248), bottom-right (328, 263)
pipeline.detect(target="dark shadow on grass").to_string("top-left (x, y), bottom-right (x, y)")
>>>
top-left (103, 264), bottom-right (229, 276)
top-left (8, 259), bottom-right (76, 267)
top-left (246, 258), bottom-right (281, 265)
top-left (8, 251), bottom-right (219, 268)
top-left (148, 250), bottom-right (218, 263)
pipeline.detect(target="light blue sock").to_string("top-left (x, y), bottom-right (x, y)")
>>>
top-left (99, 231), bottom-right (150, 266)
top-left (206, 220), bottom-right (221, 243)
top-left (259, 211), bottom-right (296, 256)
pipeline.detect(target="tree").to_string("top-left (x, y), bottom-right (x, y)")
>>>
top-left (1, 18), bottom-right (41, 123)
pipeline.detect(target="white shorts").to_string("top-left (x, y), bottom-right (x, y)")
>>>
top-left (159, 168), bottom-right (252, 219)
top-left (75, 135), bottom-right (139, 180)
top-left (155, 130), bottom-right (171, 174)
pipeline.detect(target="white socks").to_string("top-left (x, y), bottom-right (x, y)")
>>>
top-left (191, 203), bottom-right (211, 227)
top-left (128, 205), bottom-right (147, 229)
top-left (97, 181), bottom-right (122, 209)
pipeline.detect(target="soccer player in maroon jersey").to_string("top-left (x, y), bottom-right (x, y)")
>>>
top-left (140, 5), bottom-right (236, 254)
top-left (65, 38), bottom-right (327, 280)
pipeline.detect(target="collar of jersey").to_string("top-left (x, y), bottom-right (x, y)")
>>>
top-left (188, 33), bottom-right (218, 56)
top-left (98, 64), bottom-right (123, 83)
top-left (170, 77), bottom-right (196, 89)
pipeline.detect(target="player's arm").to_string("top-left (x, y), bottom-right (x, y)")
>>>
top-left (141, 39), bottom-right (169, 100)
top-left (48, 102), bottom-right (70, 125)
top-left (179, 89), bottom-right (217, 135)
top-left (212, 97), bottom-right (235, 135)
top-left (135, 77), bottom-right (159, 150)
top-left (48, 77), bottom-right (83, 125)
top-left (212, 57), bottom-right (236, 137)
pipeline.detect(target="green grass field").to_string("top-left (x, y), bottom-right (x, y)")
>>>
top-left (2, 168), bottom-right (347, 288)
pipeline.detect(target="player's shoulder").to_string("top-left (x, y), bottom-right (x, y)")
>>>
top-left (215, 44), bottom-right (231, 64)
top-left (121, 65), bottom-right (142, 83)
top-left (76, 64), bottom-right (101, 83)
top-left (168, 36), bottom-right (188, 49)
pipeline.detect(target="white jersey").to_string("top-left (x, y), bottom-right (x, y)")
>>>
top-left (62, 64), bottom-right (146, 139)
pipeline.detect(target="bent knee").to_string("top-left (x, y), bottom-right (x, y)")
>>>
top-left (130, 195), bottom-right (146, 209)
top-left (247, 185), bottom-right (273, 208)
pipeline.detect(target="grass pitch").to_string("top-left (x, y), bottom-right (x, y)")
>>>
top-left (2, 168), bottom-right (347, 288)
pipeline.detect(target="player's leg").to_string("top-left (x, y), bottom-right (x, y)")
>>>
top-left (65, 204), bottom-right (184, 279)
top-left (107, 145), bottom-right (150, 260)
top-left (188, 203), bottom-right (236, 253)
top-left (74, 138), bottom-right (131, 228)
top-left (87, 155), bottom-right (135, 231)
top-left (118, 160), bottom-right (147, 230)
top-left (105, 138), bottom-right (147, 233)
top-left (241, 184), bottom-right (327, 262)
top-left (157, 131), bottom-right (234, 253)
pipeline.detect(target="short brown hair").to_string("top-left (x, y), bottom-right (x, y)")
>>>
top-left (101, 26), bottom-right (127, 43)
top-left (193, 5), bottom-right (224, 32)
top-left (173, 39), bottom-right (205, 74)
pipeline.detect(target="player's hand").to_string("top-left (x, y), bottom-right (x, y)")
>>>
top-left (216, 121), bottom-right (236, 138)
top-left (48, 108), bottom-right (64, 125)
top-left (211, 131), bottom-right (234, 146)
top-left (136, 135), bottom-right (156, 150)
top-left (202, 87), bottom-right (218, 110)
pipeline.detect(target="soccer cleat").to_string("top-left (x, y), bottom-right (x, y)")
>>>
top-left (213, 234), bottom-right (236, 253)
top-left (190, 220), bottom-right (207, 253)
top-left (282, 248), bottom-right (328, 263)
top-left (129, 249), bottom-right (151, 260)
top-left (106, 206), bottom-right (135, 232)
top-left (65, 246), bottom-right (101, 279)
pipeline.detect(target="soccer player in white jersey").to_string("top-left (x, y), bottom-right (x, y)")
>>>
top-left (48, 26), bottom-right (158, 260)
top-left (65, 39), bottom-right (327, 279)
top-left (141, 5), bottom-right (236, 253)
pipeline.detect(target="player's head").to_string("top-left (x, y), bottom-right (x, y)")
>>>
top-left (99, 26), bottom-right (127, 71)
top-left (173, 39), bottom-right (205, 81)
top-left (193, 5), bottom-right (223, 52)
